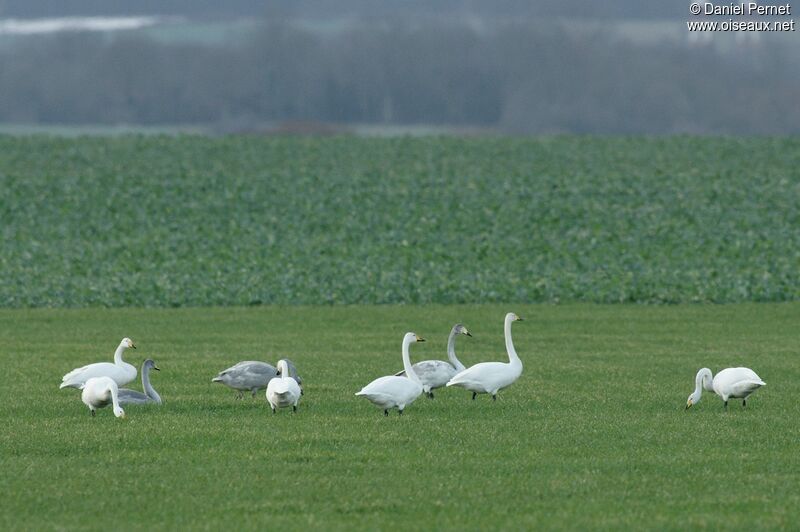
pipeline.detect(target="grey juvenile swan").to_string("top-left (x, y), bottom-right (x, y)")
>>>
top-left (118, 359), bottom-right (162, 405)
top-left (212, 361), bottom-right (278, 399)
top-left (395, 324), bottom-right (471, 398)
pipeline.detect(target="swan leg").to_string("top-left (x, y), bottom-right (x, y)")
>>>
top-left (743, 399), bottom-right (746, 408)
top-left (91, 409), bottom-right (96, 417)
top-left (492, 394), bottom-right (497, 401)
top-left (472, 392), bottom-right (477, 400)
top-left (398, 409), bottom-right (403, 416)
top-left (251, 388), bottom-right (258, 398)
top-left (292, 405), bottom-right (297, 413)
top-left (271, 406), bottom-right (276, 414)
top-left (723, 400), bottom-right (728, 410)
top-left (384, 409), bottom-right (389, 417)
top-left (428, 391), bottom-right (434, 399)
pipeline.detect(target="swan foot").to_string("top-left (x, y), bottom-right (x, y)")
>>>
top-left (428, 392), bottom-right (434, 399)
top-left (384, 409), bottom-right (389, 417)
top-left (91, 410), bottom-right (96, 417)
top-left (398, 409), bottom-right (404, 416)
top-left (271, 406), bottom-right (276, 414)
top-left (472, 392), bottom-right (477, 401)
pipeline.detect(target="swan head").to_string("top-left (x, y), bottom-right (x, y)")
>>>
top-left (506, 312), bottom-right (523, 322)
top-left (143, 359), bottom-right (160, 371)
top-left (404, 332), bottom-right (425, 344)
top-left (276, 359), bottom-right (290, 376)
top-left (685, 390), bottom-right (702, 410)
top-left (113, 406), bottom-right (126, 418)
top-left (122, 337), bottom-right (136, 349)
top-left (454, 324), bottom-right (472, 337)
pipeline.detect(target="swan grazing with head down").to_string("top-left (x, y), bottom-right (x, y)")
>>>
top-left (446, 312), bottom-right (523, 400)
top-left (266, 359), bottom-right (302, 413)
top-left (686, 367), bottom-right (766, 410)
top-left (395, 324), bottom-right (471, 398)
top-left (212, 361), bottom-right (278, 399)
top-left (60, 337), bottom-right (137, 389)
top-left (81, 376), bottom-right (126, 418)
top-left (356, 333), bottom-right (425, 416)
top-left (118, 359), bottom-right (162, 405)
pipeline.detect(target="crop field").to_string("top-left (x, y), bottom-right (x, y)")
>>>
top-left (1, 135), bottom-right (800, 308)
top-left (2, 303), bottom-right (799, 529)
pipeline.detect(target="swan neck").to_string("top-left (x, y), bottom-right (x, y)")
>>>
top-left (109, 383), bottom-right (122, 411)
top-left (504, 317), bottom-right (520, 364)
top-left (142, 365), bottom-right (161, 403)
top-left (695, 369), bottom-right (713, 397)
top-left (446, 329), bottom-right (463, 370)
top-left (114, 343), bottom-right (126, 365)
top-left (402, 336), bottom-right (421, 384)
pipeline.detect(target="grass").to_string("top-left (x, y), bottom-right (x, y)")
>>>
top-left (2, 303), bottom-right (799, 529)
top-left (2, 135), bottom-right (800, 307)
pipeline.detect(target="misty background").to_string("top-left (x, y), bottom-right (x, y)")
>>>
top-left (0, 0), bottom-right (798, 134)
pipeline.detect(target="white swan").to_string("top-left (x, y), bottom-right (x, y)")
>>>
top-left (212, 361), bottom-right (278, 399)
top-left (118, 359), bottom-right (162, 405)
top-left (356, 333), bottom-right (425, 416)
top-left (446, 312), bottom-right (523, 400)
top-left (395, 324), bottom-right (470, 398)
top-left (686, 367), bottom-right (766, 410)
top-left (81, 376), bottom-right (126, 418)
top-left (266, 359), bottom-right (302, 413)
top-left (60, 337), bottom-right (137, 389)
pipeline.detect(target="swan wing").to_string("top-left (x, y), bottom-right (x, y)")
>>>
top-left (356, 376), bottom-right (422, 401)
top-left (61, 362), bottom-right (136, 388)
top-left (117, 389), bottom-right (151, 405)
top-left (727, 379), bottom-right (766, 397)
top-left (61, 364), bottom-right (93, 387)
top-left (396, 361), bottom-right (455, 387)
top-left (215, 361), bottom-right (277, 389)
top-left (447, 362), bottom-right (519, 392)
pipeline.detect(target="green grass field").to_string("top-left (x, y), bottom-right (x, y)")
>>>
top-left (2, 303), bottom-right (799, 529)
top-left (2, 135), bottom-right (800, 307)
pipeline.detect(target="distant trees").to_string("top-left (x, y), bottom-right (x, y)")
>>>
top-left (0, 20), bottom-right (798, 134)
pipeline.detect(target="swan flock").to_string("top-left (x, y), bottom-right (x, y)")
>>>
top-left (57, 312), bottom-right (769, 419)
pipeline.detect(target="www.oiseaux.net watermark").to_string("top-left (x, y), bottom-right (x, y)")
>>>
top-left (688, 2), bottom-right (795, 31)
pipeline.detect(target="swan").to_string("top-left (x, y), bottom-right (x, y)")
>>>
top-left (446, 312), bottom-right (523, 400)
top-left (395, 323), bottom-right (471, 398)
top-left (356, 333), bottom-right (425, 416)
top-left (118, 359), bottom-right (162, 405)
top-left (212, 361), bottom-right (278, 399)
top-left (81, 376), bottom-right (126, 418)
top-left (686, 367), bottom-right (766, 410)
top-left (60, 337), bottom-right (137, 389)
top-left (266, 359), bottom-right (302, 413)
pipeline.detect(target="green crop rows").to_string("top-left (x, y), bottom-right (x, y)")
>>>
top-left (1, 135), bottom-right (799, 307)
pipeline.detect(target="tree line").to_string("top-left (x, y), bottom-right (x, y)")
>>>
top-left (0, 20), bottom-right (797, 134)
